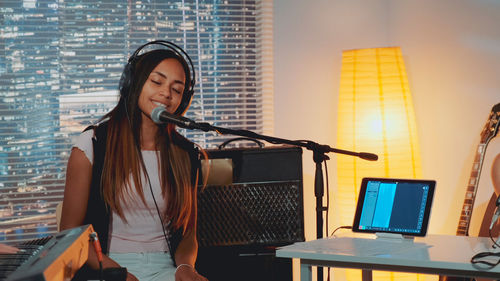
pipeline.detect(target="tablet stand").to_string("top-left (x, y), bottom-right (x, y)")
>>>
top-left (375, 232), bottom-right (415, 241)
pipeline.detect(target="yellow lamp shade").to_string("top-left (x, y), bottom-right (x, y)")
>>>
top-left (336, 47), bottom-right (427, 281)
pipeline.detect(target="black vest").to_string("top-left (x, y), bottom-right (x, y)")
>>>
top-left (83, 121), bottom-right (200, 262)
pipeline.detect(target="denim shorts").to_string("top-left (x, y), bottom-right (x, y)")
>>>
top-left (109, 252), bottom-right (176, 281)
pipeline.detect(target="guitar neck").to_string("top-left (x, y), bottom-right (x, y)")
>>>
top-left (456, 144), bottom-right (487, 236)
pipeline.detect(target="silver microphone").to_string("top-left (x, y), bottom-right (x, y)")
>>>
top-left (151, 106), bottom-right (196, 129)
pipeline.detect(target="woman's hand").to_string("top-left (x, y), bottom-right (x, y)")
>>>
top-left (0, 243), bottom-right (19, 254)
top-left (175, 265), bottom-right (208, 281)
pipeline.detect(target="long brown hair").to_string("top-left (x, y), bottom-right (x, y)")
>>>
top-left (99, 49), bottom-right (198, 231)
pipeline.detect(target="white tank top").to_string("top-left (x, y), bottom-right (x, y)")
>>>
top-left (74, 130), bottom-right (169, 253)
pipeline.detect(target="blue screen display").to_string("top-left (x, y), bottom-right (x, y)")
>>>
top-left (358, 180), bottom-right (431, 234)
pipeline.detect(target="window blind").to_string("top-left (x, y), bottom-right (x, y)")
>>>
top-left (0, 0), bottom-right (274, 244)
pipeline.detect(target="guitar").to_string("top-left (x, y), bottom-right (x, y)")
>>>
top-left (457, 103), bottom-right (500, 236)
top-left (441, 103), bottom-right (500, 281)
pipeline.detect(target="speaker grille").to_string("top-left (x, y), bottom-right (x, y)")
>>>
top-left (197, 180), bottom-right (304, 247)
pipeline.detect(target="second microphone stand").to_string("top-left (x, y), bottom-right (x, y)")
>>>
top-left (185, 120), bottom-right (378, 281)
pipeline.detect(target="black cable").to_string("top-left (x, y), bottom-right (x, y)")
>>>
top-left (144, 168), bottom-right (174, 256)
top-left (330, 226), bottom-right (352, 237)
top-left (470, 227), bottom-right (500, 269)
top-left (329, 223), bottom-right (351, 281)
top-left (122, 91), bottom-right (173, 256)
top-left (99, 262), bottom-right (103, 281)
top-left (490, 228), bottom-right (500, 249)
top-left (89, 232), bottom-right (104, 281)
top-left (471, 250), bottom-right (500, 267)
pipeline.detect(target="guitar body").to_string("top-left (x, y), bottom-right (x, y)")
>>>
top-left (441, 103), bottom-right (500, 281)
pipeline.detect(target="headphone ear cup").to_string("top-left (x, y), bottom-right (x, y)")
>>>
top-left (175, 88), bottom-right (194, 115)
top-left (119, 62), bottom-right (133, 97)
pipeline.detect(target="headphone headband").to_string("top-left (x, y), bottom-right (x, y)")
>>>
top-left (119, 40), bottom-right (196, 115)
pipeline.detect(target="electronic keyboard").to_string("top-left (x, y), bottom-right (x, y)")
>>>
top-left (1, 224), bottom-right (93, 281)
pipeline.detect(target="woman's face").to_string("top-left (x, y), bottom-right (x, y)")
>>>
top-left (138, 58), bottom-right (186, 120)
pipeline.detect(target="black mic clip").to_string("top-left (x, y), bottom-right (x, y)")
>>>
top-left (490, 193), bottom-right (500, 230)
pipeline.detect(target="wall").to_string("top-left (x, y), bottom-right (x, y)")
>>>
top-left (273, 0), bottom-right (500, 246)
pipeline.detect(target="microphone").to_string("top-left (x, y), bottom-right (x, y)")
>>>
top-left (358, 152), bottom-right (378, 161)
top-left (489, 194), bottom-right (500, 230)
top-left (151, 106), bottom-right (197, 129)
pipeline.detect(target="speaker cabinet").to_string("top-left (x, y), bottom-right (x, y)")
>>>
top-left (196, 146), bottom-right (304, 281)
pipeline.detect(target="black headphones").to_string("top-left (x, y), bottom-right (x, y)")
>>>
top-left (119, 40), bottom-right (196, 115)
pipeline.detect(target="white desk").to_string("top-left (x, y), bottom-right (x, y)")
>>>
top-left (276, 233), bottom-right (500, 281)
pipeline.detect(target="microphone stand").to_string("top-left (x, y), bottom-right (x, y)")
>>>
top-left (186, 121), bottom-right (377, 281)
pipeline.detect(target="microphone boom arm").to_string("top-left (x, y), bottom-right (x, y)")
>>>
top-left (193, 121), bottom-right (378, 161)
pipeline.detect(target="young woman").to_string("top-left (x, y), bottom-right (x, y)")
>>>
top-left (60, 42), bottom-right (208, 281)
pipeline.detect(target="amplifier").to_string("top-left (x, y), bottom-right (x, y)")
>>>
top-left (197, 145), bottom-right (305, 247)
top-left (196, 145), bottom-right (304, 281)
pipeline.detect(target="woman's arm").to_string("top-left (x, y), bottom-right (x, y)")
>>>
top-left (174, 225), bottom-right (198, 270)
top-left (174, 216), bottom-right (208, 281)
top-left (60, 148), bottom-right (138, 281)
top-left (174, 170), bottom-right (208, 281)
top-left (60, 148), bottom-right (92, 230)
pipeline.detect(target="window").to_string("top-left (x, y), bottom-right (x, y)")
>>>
top-left (0, 0), bottom-right (274, 243)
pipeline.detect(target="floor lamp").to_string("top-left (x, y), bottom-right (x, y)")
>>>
top-left (336, 47), bottom-right (425, 281)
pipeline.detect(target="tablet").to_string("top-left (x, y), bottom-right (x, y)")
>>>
top-left (352, 177), bottom-right (436, 237)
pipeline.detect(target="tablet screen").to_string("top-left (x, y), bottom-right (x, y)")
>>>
top-left (352, 177), bottom-right (436, 236)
